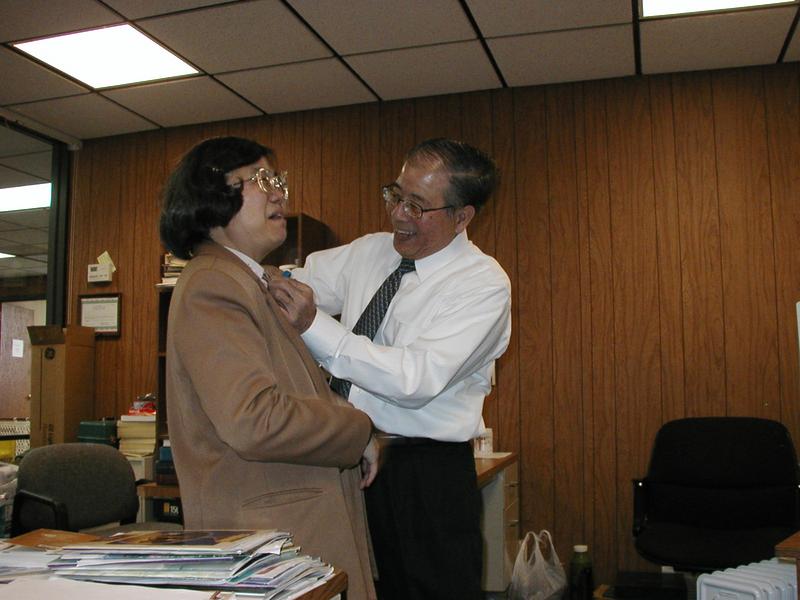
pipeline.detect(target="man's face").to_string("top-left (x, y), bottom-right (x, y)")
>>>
top-left (390, 158), bottom-right (474, 260)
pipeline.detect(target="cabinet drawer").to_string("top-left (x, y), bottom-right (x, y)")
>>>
top-left (505, 500), bottom-right (521, 571)
top-left (504, 464), bottom-right (519, 509)
top-left (504, 499), bottom-right (519, 527)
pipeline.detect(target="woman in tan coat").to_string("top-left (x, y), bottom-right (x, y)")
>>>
top-left (159, 137), bottom-right (378, 600)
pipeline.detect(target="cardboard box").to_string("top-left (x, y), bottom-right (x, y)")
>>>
top-left (28, 325), bottom-right (95, 448)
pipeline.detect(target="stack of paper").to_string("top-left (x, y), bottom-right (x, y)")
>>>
top-left (46, 529), bottom-right (334, 598)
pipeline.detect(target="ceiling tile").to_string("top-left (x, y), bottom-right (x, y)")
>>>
top-left (137, 0), bottom-right (331, 74)
top-left (7, 95), bottom-right (157, 139)
top-left (346, 41), bottom-right (500, 101)
top-left (488, 25), bottom-right (634, 87)
top-left (288, 0), bottom-right (474, 54)
top-left (0, 0), bottom-right (122, 43)
top-left (641, 7), bottom-right (796, 74)
top-left (218, 58), bottom-right (376, 114)
top-left (0, 256), bottom-right (46, 270)
top-left (103, 0), bottom-right (228, 20)
top-left (467, 0), bottom-right (631, 37)
top-left (0, 151), bottom-right (52, 180)
top-left (0, 164), bottom-right (45, 189)
top-left (786, 21), bottom-right (800, 62)
top-left (0, 209), bottom-right (50, 229)
top-left (0, 228), bottom-right (49, 244)
top-left (0, 48), bottom-right (89, 105)
top-left (103, 76), bottom-right (261, 127)
top-left (0, 220), bottom-right (22, 233)
top-left (0, 128), bottom-right (52, 157)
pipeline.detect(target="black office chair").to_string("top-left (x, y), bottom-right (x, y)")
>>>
top-left (11, 442), bottom-right (178, 536)
top-left (632, 417), bottom-right (800, 572)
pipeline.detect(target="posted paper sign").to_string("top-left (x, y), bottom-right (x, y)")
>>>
top-left (11, 339), bottom-right (23, 358)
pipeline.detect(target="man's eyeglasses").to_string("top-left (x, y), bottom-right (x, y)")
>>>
top-left (242, 168), bottom-right (289, 201)
top-left (382, 184), bottom-right (454, 220)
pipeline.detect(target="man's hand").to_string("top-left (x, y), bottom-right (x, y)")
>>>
top-left (267, 277), bottom-right (317, 332)
top-left (360, 434), bottom-right (380, 489)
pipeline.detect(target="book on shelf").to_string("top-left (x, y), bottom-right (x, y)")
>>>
top-left (117, 420), bottom-right (156, 437)
top-left (117, 419), bottom-right (156, 456)
top-left (159, 252), bottom-right (187, 287)
top-left (119, 413), bottom-right (156, 422)
top-left (163, 253), bottom-right (188, 269)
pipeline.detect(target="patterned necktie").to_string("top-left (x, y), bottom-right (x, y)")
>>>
top-left (330, 258), bottom-right (416, 398)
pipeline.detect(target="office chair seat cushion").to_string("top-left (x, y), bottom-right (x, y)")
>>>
top-left (635, 521), bottom-right (795, 571)
top-left (646, 482), bottom-right (798, 529)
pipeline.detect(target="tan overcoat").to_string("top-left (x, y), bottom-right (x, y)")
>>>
top-left (165, 242), bottom-right (376, 600)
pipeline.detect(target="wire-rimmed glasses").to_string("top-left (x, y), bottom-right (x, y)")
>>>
top-left (244, 168), bottom-right (289, 201)
top-left (382, 184), bottom-right (454, 219)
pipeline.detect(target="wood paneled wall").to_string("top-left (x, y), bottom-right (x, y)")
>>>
top-left (68, 63), bottom-right (800, 583)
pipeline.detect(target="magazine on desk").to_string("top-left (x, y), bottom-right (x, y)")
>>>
top-left (61, 529), bottom-right (289, 555)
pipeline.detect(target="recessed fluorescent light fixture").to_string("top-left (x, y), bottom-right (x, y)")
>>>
top-left (0, 183), bottom-right (51, 212)
top-left (14, 24), bottom-right (197, 89)
top-left (642, 0), bottom-right (796, 17)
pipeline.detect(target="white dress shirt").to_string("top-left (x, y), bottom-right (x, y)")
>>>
top-left (293, 231), bottom-right (511, 441)
top-left (223, 245), bottom-right (265, 279)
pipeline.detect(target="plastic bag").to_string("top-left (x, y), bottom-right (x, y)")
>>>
top-left (509, 530), bottom-right (567, 600)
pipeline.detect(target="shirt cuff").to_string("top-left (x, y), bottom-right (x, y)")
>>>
top-left (300, 309), bottom-right (347, 363)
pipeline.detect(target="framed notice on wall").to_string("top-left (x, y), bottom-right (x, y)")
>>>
top-left (79, 293), bottom-right (121, 336)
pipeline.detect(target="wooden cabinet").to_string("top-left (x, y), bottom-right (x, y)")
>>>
top-left (155, 213), bottom-right (334, 446)
top-left (477, 453), bottom-right (520, 592)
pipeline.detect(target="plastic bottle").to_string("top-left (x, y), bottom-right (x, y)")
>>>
top-left (569, 544), bottom-right (593, 600)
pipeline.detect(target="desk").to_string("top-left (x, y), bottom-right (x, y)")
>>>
top-left (476, 452), bottom-right (519, 592)
top-left (299, 569), bottom-right (347, 600)
top-left (0, 571), bottom-right (347, 599)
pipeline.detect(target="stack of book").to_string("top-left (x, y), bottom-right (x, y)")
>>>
top-left (117, 413), bottom-right (156, 457)
top-left (158, 253), bottom-right (188, 287)
top-left (45, 529), bottom-right (334, 597)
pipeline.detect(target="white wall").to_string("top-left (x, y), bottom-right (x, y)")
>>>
top-left (5, 300), bottom-right (46, 327)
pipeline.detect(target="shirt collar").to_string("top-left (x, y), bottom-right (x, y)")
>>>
top-left (409, 230), bottom-right (469, 281)
top-left (223, 245), bottom-right (265, 279)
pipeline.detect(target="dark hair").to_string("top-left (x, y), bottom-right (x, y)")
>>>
top-left (405, 138), bottom-right (499, 213)
top-left (159, 137), bottom-right (275, 259)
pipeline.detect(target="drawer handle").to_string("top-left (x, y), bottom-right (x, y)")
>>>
top-left (507, 520), bottom-right (519, 526)
top-left (505, 482), bottom-right (519, 488)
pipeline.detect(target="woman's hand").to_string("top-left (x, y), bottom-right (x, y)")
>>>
top-left (360, 434), bottom-right (380, 489)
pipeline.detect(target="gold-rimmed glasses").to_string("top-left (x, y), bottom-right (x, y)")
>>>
top-left (382, 184), bottom-right (454, 219)
top-left (244, 168), bottom-right (289, 201)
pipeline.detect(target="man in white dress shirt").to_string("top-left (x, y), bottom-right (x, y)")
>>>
top-left (268, 138), bottom-right (511, 600)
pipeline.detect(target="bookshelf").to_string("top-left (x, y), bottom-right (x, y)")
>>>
top-left (154, 213), bottom-right (334, 471)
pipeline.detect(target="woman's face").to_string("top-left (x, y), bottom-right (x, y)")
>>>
top-left (216, 157), bottom-right (288, 261)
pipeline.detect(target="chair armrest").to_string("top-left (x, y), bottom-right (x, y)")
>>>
top-left (11, 489), bottom-right (70, 535)
top-left (632, 479), bottom-right (647, 537)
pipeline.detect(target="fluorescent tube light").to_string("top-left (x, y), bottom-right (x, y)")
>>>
top-left (0, 183), bottom-right (51, 212)
top-left (642, 0), bottom-right (796, 17)
top-left (0, 253), bottom-right (15, 259)
top-left (14, 24), bottom-right (197, 89)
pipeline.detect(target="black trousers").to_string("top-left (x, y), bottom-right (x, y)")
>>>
top-left (365, 441), bottom-right (483, 600)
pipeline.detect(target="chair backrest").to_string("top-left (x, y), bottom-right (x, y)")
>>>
top-left (14, 443), bottom-right (139, 532)
top-left (645, 417), bottom-right (800, 530)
